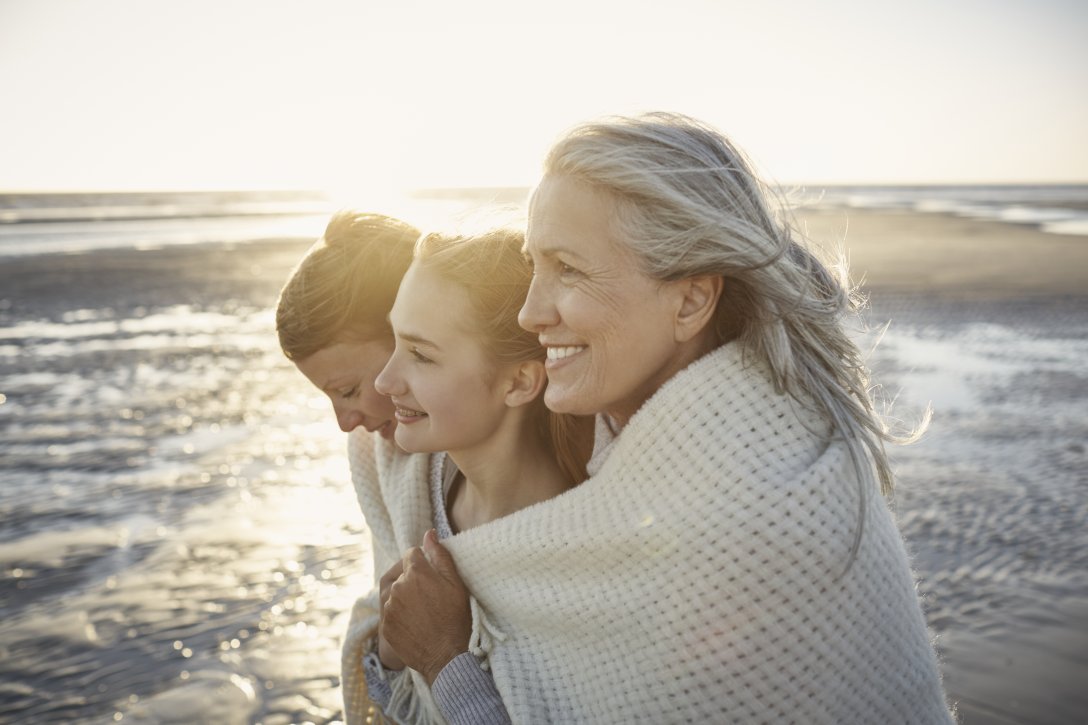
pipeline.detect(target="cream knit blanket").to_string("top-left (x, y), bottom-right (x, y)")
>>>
top-left (344, 342), bottom-right (954, 724)
top-left (341, 435), bottom-right (444, 724)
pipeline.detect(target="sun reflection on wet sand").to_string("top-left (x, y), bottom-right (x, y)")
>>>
top-left (0, 239), bottom-right (378, 723)
top-left (2, 421), bottom-right (372, 722)
top-left (2, 232), bottom-right (1086, 723)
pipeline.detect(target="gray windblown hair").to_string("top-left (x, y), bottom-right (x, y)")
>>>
top-left (543, 111), bottom-right (928, 571)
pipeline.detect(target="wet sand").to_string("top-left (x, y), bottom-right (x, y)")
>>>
top-left (798, 209), bottom-right (1088, 725)
top-left (798, 208), bottom-right (1088, 297)
top-left (2, 212), bottom-right (1086, 723)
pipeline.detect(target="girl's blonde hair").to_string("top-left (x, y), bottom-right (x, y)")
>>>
top-left (544, 112), bottom-right (928, 566)
top-left (415, 227), bottom-right (594, 485)
top-left (276, 211), bottom-right (419, 360)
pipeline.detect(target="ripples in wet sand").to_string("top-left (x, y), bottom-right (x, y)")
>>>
top-left (1, 242), bottom-right (1086, 724)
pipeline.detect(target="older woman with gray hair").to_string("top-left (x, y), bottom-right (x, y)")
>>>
top-left (377, 113), bottom-right (954, 723)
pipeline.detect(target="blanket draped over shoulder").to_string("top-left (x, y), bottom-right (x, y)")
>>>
top-left (341, 435), bottom-right (443, 724)
top-left (344, 342), bottom-right (954, 724)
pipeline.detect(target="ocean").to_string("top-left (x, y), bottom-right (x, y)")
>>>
top-left (2, 184), bottom-right (1088, 259)
top-left (794, 183), bottom-right (1088, 237)
top-left (1, 187), bottom-right (1086, 723)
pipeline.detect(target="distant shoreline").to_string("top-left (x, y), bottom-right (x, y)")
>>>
top-left (3, 188), bottom-right (1088, 289)
top-left (799, 208), bottom-right (1088, 298)
top-left (1, 208), bottom-right (1084, 301)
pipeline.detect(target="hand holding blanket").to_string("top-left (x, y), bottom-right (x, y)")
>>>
top-left (442, 343), bottom-right (953, 724)
top-left (342, 342), bottom-right (954, 724)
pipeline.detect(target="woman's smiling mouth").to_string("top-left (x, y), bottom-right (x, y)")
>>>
top-left (546, 345), bottom-right (586, 360)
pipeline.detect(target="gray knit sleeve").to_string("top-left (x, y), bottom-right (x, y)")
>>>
top-left (362, 650), bottom-right (402, 713)
top-left (431, 652), bottom-right (512, 725)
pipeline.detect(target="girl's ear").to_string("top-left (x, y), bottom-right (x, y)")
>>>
top-left (503, 359), bottom-right (548, 408)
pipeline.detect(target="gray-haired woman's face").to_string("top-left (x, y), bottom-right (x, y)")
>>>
top-left (519, 175), bottom-right (694, 426)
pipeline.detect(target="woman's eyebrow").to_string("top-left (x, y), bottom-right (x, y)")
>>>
top-left (321, 376), bottom-right (355, 393)
top-left (525, 241), bottom-right (589, 263)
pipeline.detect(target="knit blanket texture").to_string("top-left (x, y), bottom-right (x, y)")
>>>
top-left (341, 436), bottom-right (442, 724)
top-left (344, 342), bottom-right (954, 724)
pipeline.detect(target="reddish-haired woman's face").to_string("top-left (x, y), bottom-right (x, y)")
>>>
top-left (294, 339), bottom-right (397, 439)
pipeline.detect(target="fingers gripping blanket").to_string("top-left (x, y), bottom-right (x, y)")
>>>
top-left (441, 343), bottom-right (953, 724)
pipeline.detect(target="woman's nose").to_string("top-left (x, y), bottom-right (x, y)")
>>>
top-left (335, 407), bottom-right (362, 433)
top-left (518, 274), bottom-right (558, 332)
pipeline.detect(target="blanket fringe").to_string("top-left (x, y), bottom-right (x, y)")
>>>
top-left (384, 667), bottom-right (446, 725)
top-left (468, 596), bottom-right (507, 671)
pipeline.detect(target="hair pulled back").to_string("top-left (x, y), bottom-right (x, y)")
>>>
top-left (415, 227), bottom-right (593, 485)
top-left (276, 211), bottom-right (419, 360)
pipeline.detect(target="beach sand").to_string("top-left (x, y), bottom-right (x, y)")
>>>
top-left (2, 211), bottom-right (1086, 723)
top-left (805, 211), bottom-right (1088, 725)
top-left (799, 208), bottom-right (1088, 297)
top-left (801, 210), bottom-right (1088, 725)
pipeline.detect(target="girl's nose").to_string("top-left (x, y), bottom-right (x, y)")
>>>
top-left (374, 357), bottom-right (401, 397)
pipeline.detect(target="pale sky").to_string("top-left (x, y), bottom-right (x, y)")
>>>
top-left (1, 0), bottom-right (1085, 192)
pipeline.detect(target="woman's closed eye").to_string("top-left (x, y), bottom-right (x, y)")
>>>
top-left (409, 346), bottom-right (433, 363)
top-left (338, 386), bottom-right (360, 399)
top-left (558, 261), bottom-right (583, 278)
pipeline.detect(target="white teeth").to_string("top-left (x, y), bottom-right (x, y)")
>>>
top-left (396, 407), bottom-right (426, 417)
top-left (547, 346), bottom-right (586, 360)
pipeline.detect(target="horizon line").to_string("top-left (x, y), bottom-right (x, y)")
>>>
top-left (3, 180), bottom-right (1088, 195)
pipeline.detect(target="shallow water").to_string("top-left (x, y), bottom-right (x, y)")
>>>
top-left (864, 296), bottom-right (1088, 725)
top-left (0, 240), bottom-right (367, 723)
top-left (1, 242), bottom-right (1086, 723)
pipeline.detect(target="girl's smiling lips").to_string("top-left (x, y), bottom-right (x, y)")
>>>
top-left (392, 402), bottom-right (428, 423)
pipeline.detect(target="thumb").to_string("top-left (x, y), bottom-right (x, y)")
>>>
top-left (423, 529), bottom-right (459, 580)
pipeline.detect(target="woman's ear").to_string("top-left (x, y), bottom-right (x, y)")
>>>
top-left (503, 359), bottom-right (548, 408)
top-left (674, 275), bottom-right (723, 342)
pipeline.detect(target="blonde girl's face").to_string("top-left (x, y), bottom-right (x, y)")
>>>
top-left (294, 338), bottom-right (398, 439)
top-left (374, 263), bottom-right (513, 455)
